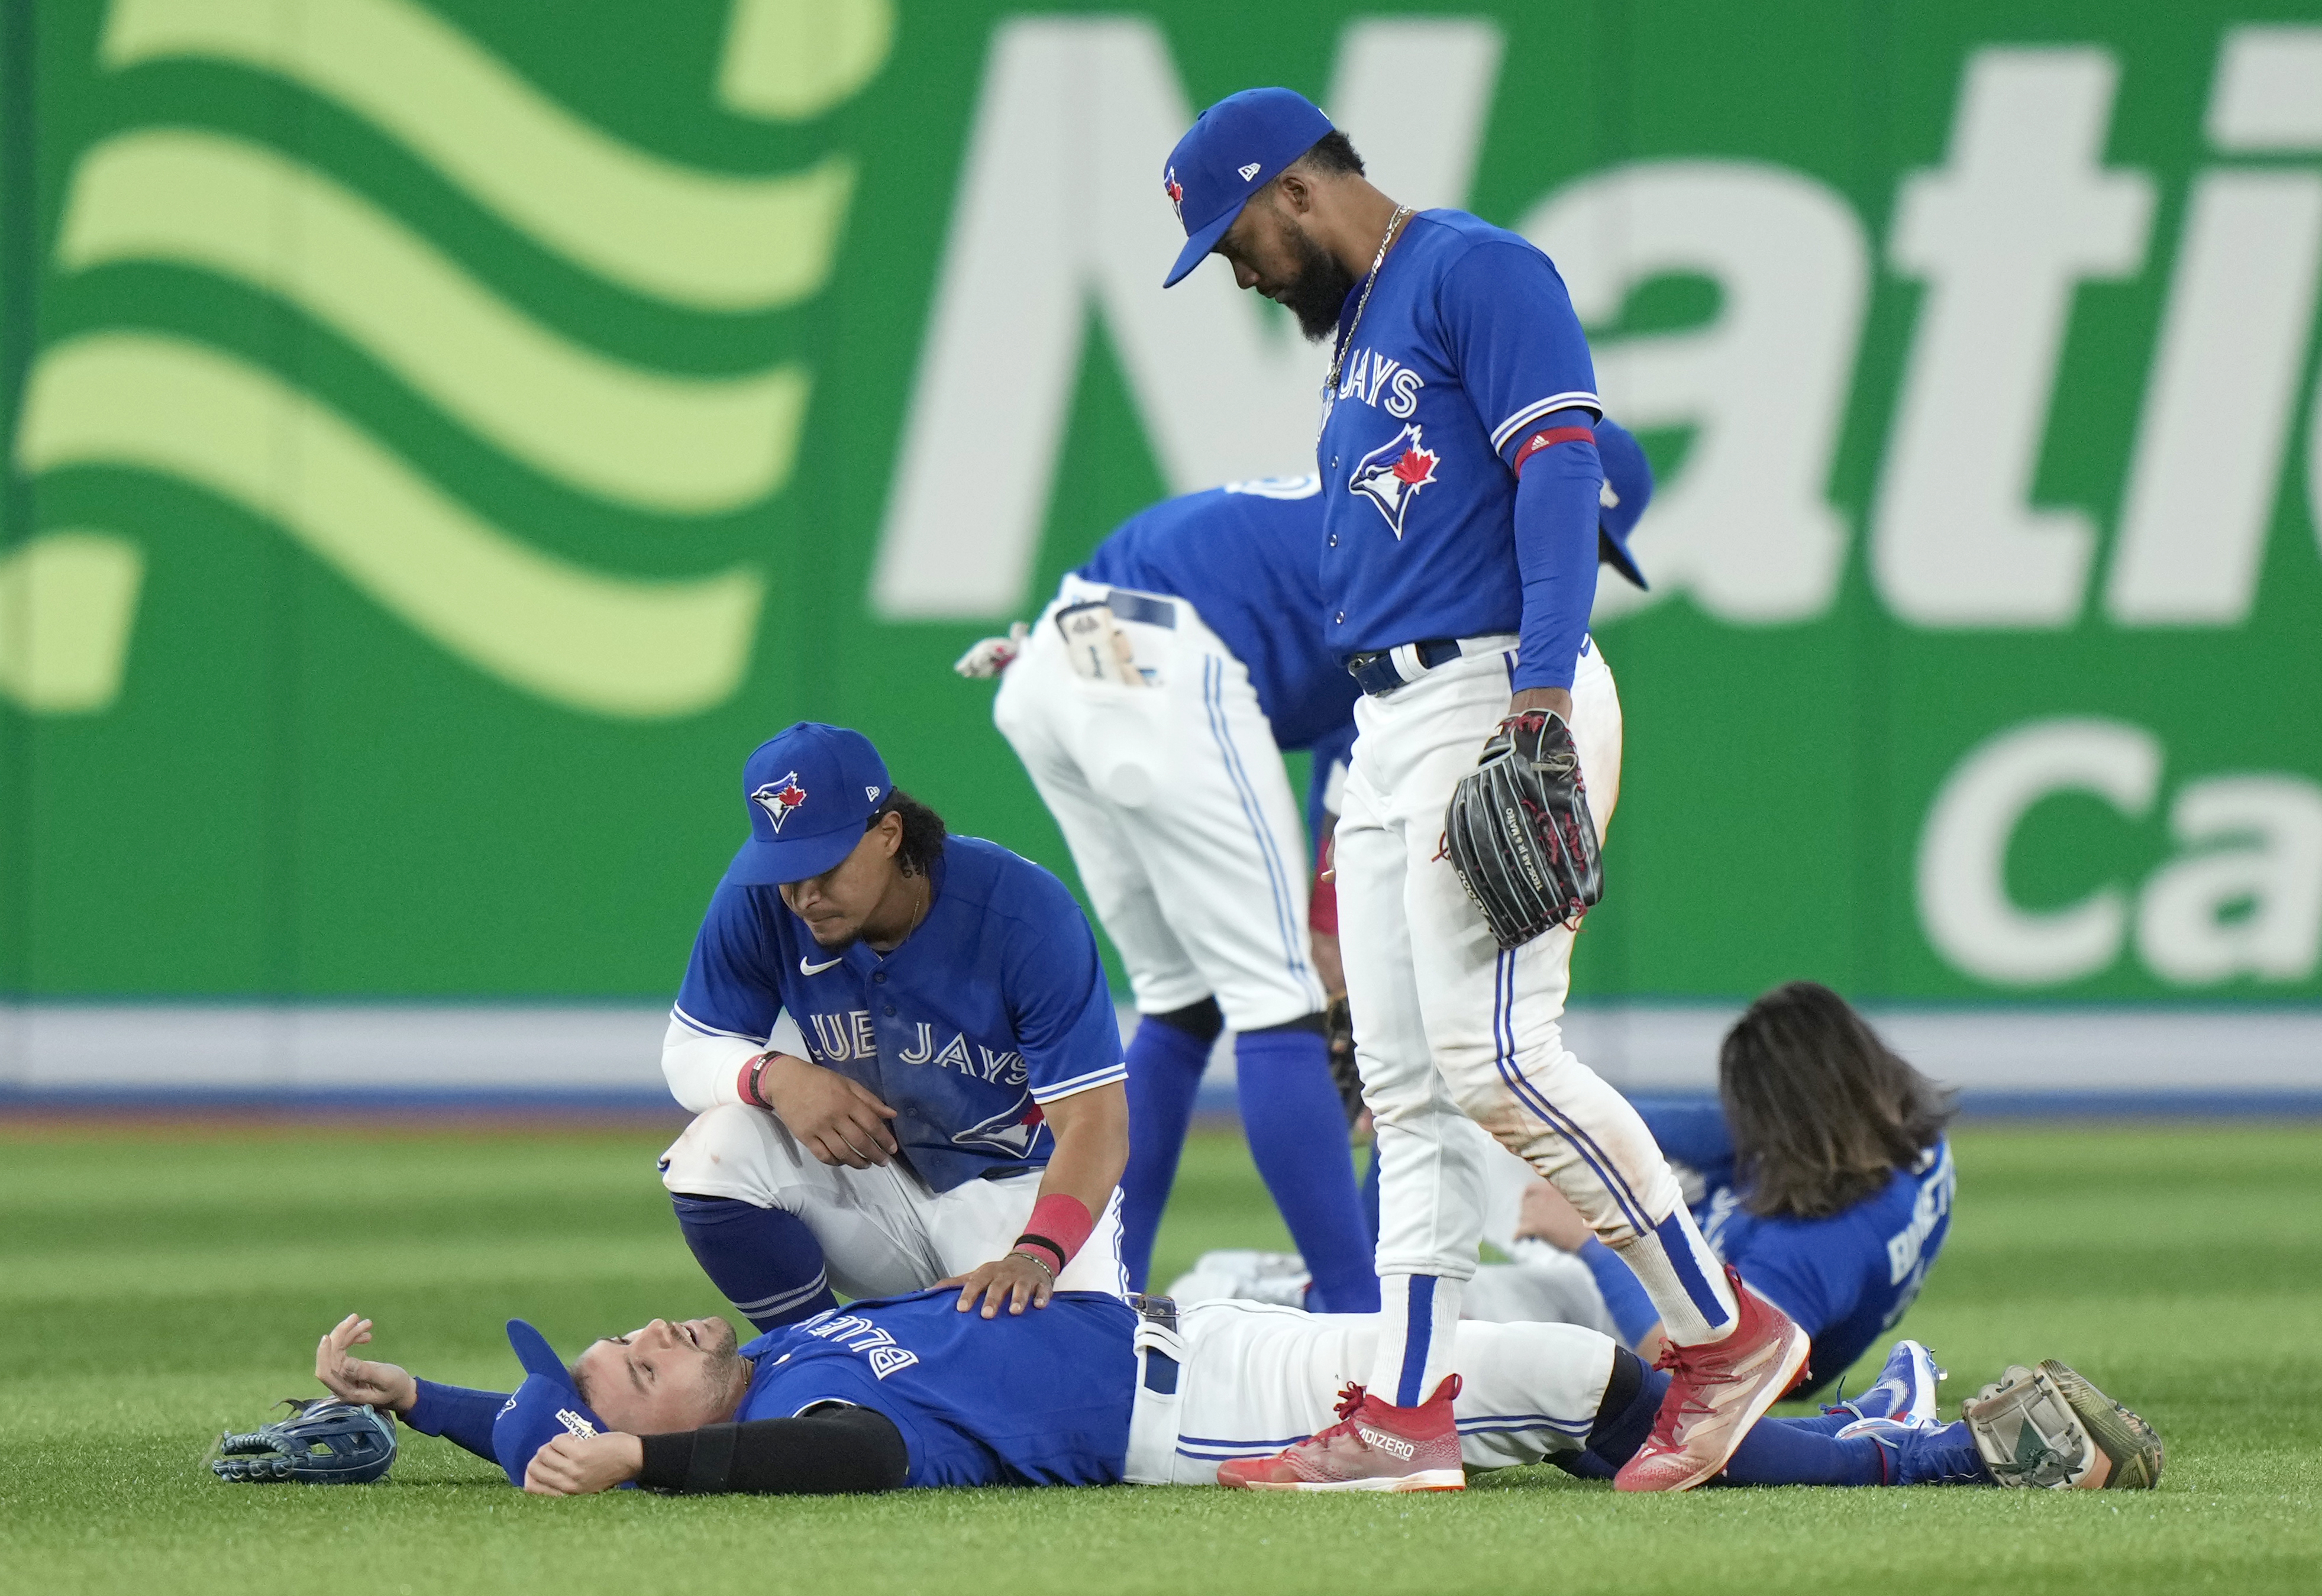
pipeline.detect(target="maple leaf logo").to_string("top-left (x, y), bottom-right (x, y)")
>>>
top-left (1164, 167), bottom-right (1184, 221)
top-left (1391, 446), bottom-right (1438, 487)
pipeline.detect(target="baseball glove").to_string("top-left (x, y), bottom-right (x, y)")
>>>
top-left (1961, 1361), bottom-right (2163, 1490)
top-left (212, 1397), bottom-right (398, 1485)
top-left (1443, 710), bottom-right (1602, 949)
top-left (1324, 996), bottom-right (1364, 1127)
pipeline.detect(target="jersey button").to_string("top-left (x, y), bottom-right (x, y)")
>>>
top-left (871, 971), bottom-right (886, 984)
top-left (1335, 611), bottom-right (1345, 623)
top-left (883, 1005), bottom-right (896, 1017)
top-left (1328, 535), bottom-right (1337, 547)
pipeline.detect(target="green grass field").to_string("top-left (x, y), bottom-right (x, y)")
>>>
top-left (2, 1119), bottom-right (2318, 1595)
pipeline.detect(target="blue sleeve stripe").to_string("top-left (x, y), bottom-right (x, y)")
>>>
top-left (1490, 390), bottom-right (1604, 453)
top-left (671, 1004), bottom-right (761, 1042)
top-left (1029, 1062), bottom-right (1129, 1103)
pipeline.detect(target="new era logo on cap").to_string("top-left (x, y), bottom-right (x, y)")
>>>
top-left (1238, 161), bottom-right (1261, 180)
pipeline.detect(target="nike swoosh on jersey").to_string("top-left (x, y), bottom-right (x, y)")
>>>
top-left (799, 954), bottom-right (843, 974)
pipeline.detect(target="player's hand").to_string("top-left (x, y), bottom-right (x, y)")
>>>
top-left (523, 1431), bottom-right (645, 1496)
top-left (942, 1250), bottom-right (1057, 1318)
top-left (1513, 1180), bottom-right (1594, 1252)
top-left (758, 1054), bottom-right (900, 1168)
top-left (315, 1314), bottom-right (418, 1414)
top-left (953, 621), bottom-right (1029, 678)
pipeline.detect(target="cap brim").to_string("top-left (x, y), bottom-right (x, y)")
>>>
top-left (1598, 529), bottom-right (1649, 591)
top-left (506, 1319), bottom-right (574, 1386)
top-left (1163, 204), bottom-right (1244, 287)
top-left (721, 825), bottom-right (863, 889)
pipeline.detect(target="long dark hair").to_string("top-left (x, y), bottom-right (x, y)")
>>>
top-left (1719, 982), bottom-right (1956, 1220)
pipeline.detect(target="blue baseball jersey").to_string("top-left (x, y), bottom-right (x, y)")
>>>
top-left (736, 1290), bottom-right (1138, 1488)
top-left (673, 836), bottom-right (1127, 1193)
top-left (1316, 209), bottom-right (1601, 681)
top-left (1585, 1101), bottom-right (1956, 1396)
top-left (1074, 476), bottom-right (1359, 754)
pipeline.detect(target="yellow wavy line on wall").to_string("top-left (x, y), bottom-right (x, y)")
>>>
top-left (102, 0), bottom-right (855, 312)
top-left (60, 131), bottom-right (810, 516)
top-left (17, 334), bottom-right (764, 719)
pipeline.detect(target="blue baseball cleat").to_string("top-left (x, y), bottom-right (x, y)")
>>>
top-left (1832, 1339), bottom-right (1944, 1436)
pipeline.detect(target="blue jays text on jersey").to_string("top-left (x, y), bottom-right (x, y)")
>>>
top-left (673, 836), bottom-right (1127, 1192)
top-left (1581, 1100), bottom-right (1956, 1397)
top-left (1074, 477), bottom-right (1359, 754)
top-left (1315, 209), bottom-right (1604, 689)
top-left (735, 1289), bottom-right (1138, 1487)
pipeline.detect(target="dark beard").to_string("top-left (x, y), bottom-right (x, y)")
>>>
top-left (1277, 226), bottom-right (1359, 341)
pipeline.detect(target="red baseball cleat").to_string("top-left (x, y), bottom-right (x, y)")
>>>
top-left (1216, 1375), bottom-right (1465, 1492)
top-left (1614, 1267), bottom-right (1810, 1493)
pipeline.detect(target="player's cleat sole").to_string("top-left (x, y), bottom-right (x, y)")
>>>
top-left (1222, 1468), bottom-right (1467, 1494)
top-left (1613, 1268), bottom-right (1810, 1494)
top-left (2041, 1359), bottom-right (2165, 1490)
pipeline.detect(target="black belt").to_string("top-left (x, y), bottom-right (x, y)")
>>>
top-left (1347, 638), bottom-right (1464, 696)
top-left (1105, 590), bottom-right (1177, 629)
top-left (1128, 1292), bottom-right (1180, 1394)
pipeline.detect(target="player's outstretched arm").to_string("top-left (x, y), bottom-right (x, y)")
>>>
top-left (525, 1407), bottom-right (909, 1496)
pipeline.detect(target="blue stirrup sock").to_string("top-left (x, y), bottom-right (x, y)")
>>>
top-left (1235, 1025), bottom-right (1379, 1313)
top-left (670, 1194), bottom-right (837, 1331)
top-left (1118, 1006), bottom-right (1217, 1291)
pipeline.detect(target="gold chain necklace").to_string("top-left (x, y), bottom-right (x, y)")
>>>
top-left (1319, 204), bottom-right (1412, 437)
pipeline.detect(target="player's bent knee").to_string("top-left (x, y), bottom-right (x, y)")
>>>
top-left (659, 1103), bottom-right (799, 1196)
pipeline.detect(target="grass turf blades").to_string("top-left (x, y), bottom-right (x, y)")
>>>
top-left (1, 1122), bottom-right (2317, 1595)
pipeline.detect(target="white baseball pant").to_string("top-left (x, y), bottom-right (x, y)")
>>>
top-left (1334, 637), bottom-right (1736, 1403)
top-left (658, 1104), bottom-right (1128, 1313)
top-left (1123, 1298), bottom-right (1615, 1484)
top-left (992, 574), bottom-right (1326, 1030)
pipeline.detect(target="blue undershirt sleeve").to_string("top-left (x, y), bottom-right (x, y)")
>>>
top-left (1509, 418), bottom-right (1603, 693)
top-left (405, 1379), bottom-right (510, 1463)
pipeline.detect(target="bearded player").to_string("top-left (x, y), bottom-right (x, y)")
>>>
top-left (1157, 89), bottom-right (1803, 1492)
top-left (657, 721), bottom-right (1129, 1329)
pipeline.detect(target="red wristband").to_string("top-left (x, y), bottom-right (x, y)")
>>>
top-left (1016, 1193), bottom-right (1094, 1268)
top-left (737, 1052), bottom-right (774, 1109)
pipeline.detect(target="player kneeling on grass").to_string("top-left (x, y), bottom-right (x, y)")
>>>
top-left (658, 722), bottom-right (1131, 1328)
top-left (305, 1296), bottom-right (2159, 1498)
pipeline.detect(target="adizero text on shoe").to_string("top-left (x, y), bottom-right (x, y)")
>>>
top-left (1834, 1340), bottom-right (1945, 1438)
top-left (2042, 1360), bottom-right (2164, 1490)
top-left (1613, 1267), bottom-right (1810, 1494)
top-left (1961, 1361), bottom-right (2159, 1490)
top-left (1215, 1375), bottom-right (1465, 1492)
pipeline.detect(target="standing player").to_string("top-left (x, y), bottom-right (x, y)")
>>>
top-left (1157, 88), bottom-right (1803, 1492)
top-left (958, 474), bottom-right (1377, 1313)
top-left (657, 721), bottom-right (1130, 1329)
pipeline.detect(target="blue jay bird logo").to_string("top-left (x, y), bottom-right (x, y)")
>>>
top-left (1348, 424), bottom-right (1440, 539)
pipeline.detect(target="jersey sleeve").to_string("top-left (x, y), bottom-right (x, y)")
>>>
top-left (673, 881), bottom-right (786, 1045)
top-left (1435, 240), bottom-right (1601, 466)
top-left (1632, 1099), bottom-right (1738, 1194)
top-left (1002, 878), bottom-right (1128, 1105)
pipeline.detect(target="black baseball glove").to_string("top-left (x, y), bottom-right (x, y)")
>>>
top-left (212, 1397), bottom-right (398, 1485)
top-left (1324, 995), bottom-right (1364, 1127)
top-left (1443, 710), bottom-right (1603, 949)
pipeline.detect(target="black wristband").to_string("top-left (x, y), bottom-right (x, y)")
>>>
top-left (1013, 1233), bottom-right (1068, 1271)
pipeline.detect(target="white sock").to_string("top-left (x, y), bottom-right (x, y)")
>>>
top-left (1610, 1207), bottom-right (1740, 1345)
top-left (1367, 1272), bottom-right (1464, 1405)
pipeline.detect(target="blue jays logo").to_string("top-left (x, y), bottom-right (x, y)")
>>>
top-left (951, 1092), bottom-right (1044, 1159)
top-left (1348, 424), bottom-right (1441, 539)
top-left (1164, 166), bottom-right (1184, 222)
top-left (750, 773), bottom-right (808, 832)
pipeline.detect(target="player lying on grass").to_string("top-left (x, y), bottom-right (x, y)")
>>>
top-left (1179, 983), bottom-right (1955, 1400)
top-left (658, 721), bottom-right (1131, 1328)
top-left (308, 1289), bottom-right (2159, 1498)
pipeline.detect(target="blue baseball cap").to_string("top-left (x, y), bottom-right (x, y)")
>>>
top-left (724, 722), bottom-right (893, 887)
top-left (1595, 419), bottom-right (1654, 590)
top-left (1161, 88), bottom-right (1336, 287)
top-left (491, 1319), bottom-right (615, 1487)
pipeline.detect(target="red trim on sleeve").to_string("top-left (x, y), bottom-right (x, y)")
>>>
top-left (1513, 425), bottom-right (1597, 474)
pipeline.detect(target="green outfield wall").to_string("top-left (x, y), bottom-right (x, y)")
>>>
top-left (2, 0), bottom-right (2318, 1015)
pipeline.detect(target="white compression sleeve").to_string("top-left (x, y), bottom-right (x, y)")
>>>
top-left (661, 1015), bottom-right (766, 1113)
